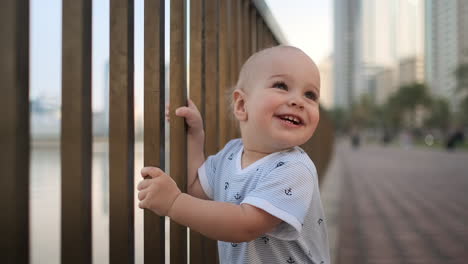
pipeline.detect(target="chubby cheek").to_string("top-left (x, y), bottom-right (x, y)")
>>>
top-left (307, 108), bottom-right (320, 133)
top-left (251, 101), bottom-right (276, 123)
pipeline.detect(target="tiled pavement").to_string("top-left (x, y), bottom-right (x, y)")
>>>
top-left (321, 142), bottom-right (468, 264)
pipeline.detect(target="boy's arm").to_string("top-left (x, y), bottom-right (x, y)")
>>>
top-left (138, 167), bottom-right (282, 243)
top-left (173, 99), bottom-right (209, 200)
top-left (186, 130), bottom-right (209, 199)
top-left (169, 193), bottom-right (282, 242)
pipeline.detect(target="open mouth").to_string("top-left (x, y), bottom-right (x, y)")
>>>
top-left (276, 114), bottom-right (303, 126)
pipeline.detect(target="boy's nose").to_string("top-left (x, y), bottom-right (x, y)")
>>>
top-left (289, 94), bottom-right (304, 110)
top-left (289, 98), bottom-right (304, 109)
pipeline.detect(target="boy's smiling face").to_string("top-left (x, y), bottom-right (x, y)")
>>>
top-left (233, 46), bottom-right (321, 153)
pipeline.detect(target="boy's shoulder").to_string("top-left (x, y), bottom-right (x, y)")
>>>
top-left (270, 146), bottom-right (317, 174)
top-left (218, 138), bottom-right (243, 156)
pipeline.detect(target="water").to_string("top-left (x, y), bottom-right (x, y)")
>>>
top-left (30, 139), bottom-right (157, 264)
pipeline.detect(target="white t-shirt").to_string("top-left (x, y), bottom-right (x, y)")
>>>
top-left (198, 139), bottom-right (330, 264)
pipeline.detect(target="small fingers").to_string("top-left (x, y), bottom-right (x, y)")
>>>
top-left (137, 178), bottom-right (151, 191)
top-left (187, 98), bottom-right (195, 108)
top-left (141, 167), bottom-right (163, 179)
top-left (187, 99), bottom-right (200, 111)
top-left (165, 104), bottom-right (170, 121)
top-left (175, 106), bottom-right (190, 117)
top-left (138, 188), bottom-right (149, 201)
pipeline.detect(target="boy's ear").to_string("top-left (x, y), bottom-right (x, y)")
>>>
top-left (233, 89), bottom-right (248, 121)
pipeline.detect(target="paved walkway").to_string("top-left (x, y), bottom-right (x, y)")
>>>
top-left (322, 142), bottom-right (468, 264)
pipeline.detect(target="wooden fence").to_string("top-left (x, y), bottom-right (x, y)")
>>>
top-left (0, 0), bottom-right (334, 263)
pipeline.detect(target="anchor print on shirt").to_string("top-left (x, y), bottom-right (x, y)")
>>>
top-left (260, 236), bottom-right (269, 244)
top-left (284, 188), bottom-right (292, 196)
top-left (317, 218), bottom-right (323, 225)
top-left (276, 161), bottom-right (285, 168)
top-left (228, 153), bottom-right (234, 160)
top-left (286, 257), bottom-right (295, 263)
top-left (224, 182), bottom-right (229, 190)
top-left (234, 192), bottom-right (242, 200)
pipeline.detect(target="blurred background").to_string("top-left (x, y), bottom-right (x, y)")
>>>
top-left (28, 0), bottom-right (467, 263)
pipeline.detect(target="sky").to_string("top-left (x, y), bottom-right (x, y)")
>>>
top-left (30, 0), bottom-right (332, 112)
top-left (265, 0), bottom-right (333, 63)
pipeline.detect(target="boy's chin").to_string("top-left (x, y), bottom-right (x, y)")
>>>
top-left (272, 133), bottom-right (312, 148)
top-left (271, 138), bottom-right (308, 151)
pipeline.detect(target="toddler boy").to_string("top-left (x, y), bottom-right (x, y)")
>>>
top-left (138, 45), bottom-right (330, 263)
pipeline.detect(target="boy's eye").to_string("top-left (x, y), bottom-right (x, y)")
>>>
top-left (272, 81), bottom-right (288, 90)
top-left (305, 91), bottom-right (318, 101)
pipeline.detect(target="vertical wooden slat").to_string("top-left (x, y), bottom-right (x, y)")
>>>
top-left (204, 0), bottom-right (220, 157)
top-left (109, 0), bottom-right (135, 263)
top-left (242, 0), bottom-right (250, 61)
top-left (189, 0), bottom-right (204, 262)
top-left (203, 0), bottom-right (220, 258)
top-left (234, 0), bottom-right (242, 77)
top-left (169, 0), bottom-right (188, 263)
top-left (301, 108), bottom-right (335, 184)
top-left (144, 0), bottom-right (165, 263)
top-left (250, 8), bottom-right (257, 53)
top-left (229, 0), bottom-right (241, 140)
top-left (0, 1), bottom-right (29, 263)
top-left (218, 0), bottom-right (230, 147)
top-left (263, 22), bottom-right (270, 47)
top-left (265, 27), bottom-right (276, 48)
top-left (61, 0), bottom-right (93, 263)
top-left (189, 0), bottom-right (219, 263)
top-left (190, 0), bottom-right (203, 110)
top-left (262, 21), bottom-right (267, 49)
top-left (256, 16), bottom-right (264, 50)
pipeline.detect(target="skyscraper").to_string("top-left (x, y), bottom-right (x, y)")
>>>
top-left (425, 0), bottom-right (468, 108)
top-left (333, 0), bottom-right (425, 108)
top-left (333, 0), bottom-right (361, 109)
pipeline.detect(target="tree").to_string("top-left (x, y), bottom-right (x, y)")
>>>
top-left (328, 107), bottom-right (349, 133)
top-left (424, 97), bottom-right (450, 131)
top-left (350, 93), bottom-right (380, 129)
top-left (455, 63), bottom-right (468, 92)
top-left (384, 83), bottom-right (431, 130)
top-left (454, 64), bottom-right (468, 126)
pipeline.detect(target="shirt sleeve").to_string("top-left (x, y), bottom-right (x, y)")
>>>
top-left (197, 154), bottom-right (216, 199)
top-left (198, 139), bottom-right (240, 200)
top-left (241, 161), bottom-right (315, 240)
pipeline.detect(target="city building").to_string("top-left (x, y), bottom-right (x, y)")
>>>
top-left (333, 0), bottom-right (361, 109)
top-left (318, 55), bottom-right (334, 109)
top-left (333, 0), bottom-right (425, 108)
top-left (399, 56), bottom-right (424, 87)
top-left (425, 0), bottom-right (468, 108)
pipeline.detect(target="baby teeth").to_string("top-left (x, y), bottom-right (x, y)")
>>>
top-left (283, 115), bottom-right (300, 123)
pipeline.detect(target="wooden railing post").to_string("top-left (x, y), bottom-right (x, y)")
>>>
top-left (204, 0), bottom-right (220, 161)
top-left (169, 0), bottom-right (188, 263)
top-left (229, 0), bottom-right (240, 139)
top-left (109, 0), bottom-right (135, 263)
top-left (189, 0), bottom-right (220, 263)
top-left (0, 1), bottom-right (30, 263)
top-left (250, 7), bottom-right (258, 53)
top-left (189, 0), bottom-right (205, 262)
top-left (143, 0), bottom-right (166, 263)
top-left (218, 0), bottom-right (230, 148)
top-left (201, 0), bottom-right (220, 261)
top-left (61, 0), bottom-right (93, 263)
